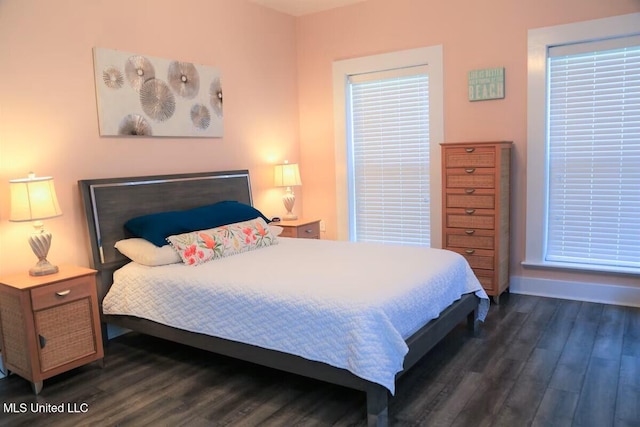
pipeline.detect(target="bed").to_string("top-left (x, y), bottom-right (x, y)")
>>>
top-left (79, 170), bottom-right (489, 426)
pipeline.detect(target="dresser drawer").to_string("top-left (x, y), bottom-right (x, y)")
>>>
top-left (280, 221), bottom-right (320, 239)
top-left (446, 192), bottom-right (495, 209)
top-left (298, 221), bottom-right (320, 238)
top-left (445, 210), bottom-right (495, 229)
top-left (450, 248), bottom-right (494, 270)
top-left (474, 269), bottom-right (495, 292)
top-left (444, 146), bottom-right (496, 168)
top-left (31, 276), bottom-right (94, 311)
top-left (445, 228), bottom-right (495, 250)
top-left (279, 227), bottom-right (296, 238)
top-left (445, 168), bottom-right (495, 188)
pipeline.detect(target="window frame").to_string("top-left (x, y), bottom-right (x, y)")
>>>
top-left (332, 46), bottom-right (444, 245)
top-left (524, 12), bottom-right (640, 275)
top-left (348, 68), bottom-right (431, 245)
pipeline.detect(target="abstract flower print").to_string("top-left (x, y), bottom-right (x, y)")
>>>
top-left (182, 244), bottom-right (198, 265)
top-left (167, 217), bottom-right (277, 266)
top-left (199, 232), bottom-right (216, 249)
top-left (242, 226), bottom-right (257, 244)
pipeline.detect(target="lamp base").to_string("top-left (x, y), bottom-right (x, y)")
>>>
top-left (282, 187), bottom-right (298, 221)
top-left (28, 224), bottom-right (58, 276)
top-left (30, 259), bottom-right (59, 276)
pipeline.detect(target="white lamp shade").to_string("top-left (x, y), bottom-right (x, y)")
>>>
top-left (274, 163), bottom-right (302, 187)
top-left (9, 175), bottom-right (62, 222)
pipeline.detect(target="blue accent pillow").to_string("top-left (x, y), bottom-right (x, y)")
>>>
top-left (124, 201), bottom-right (270, 247)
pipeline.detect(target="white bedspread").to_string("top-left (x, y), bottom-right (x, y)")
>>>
top-left (104, 238), bottom-right (489, 394)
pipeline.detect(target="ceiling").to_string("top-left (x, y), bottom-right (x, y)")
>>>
top-left (250, 0), bottom-right (367, 16)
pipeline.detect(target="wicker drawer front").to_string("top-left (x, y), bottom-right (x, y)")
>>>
top-left (446, 211), bottom-right (495, 229)
top-left (474, 270), bottom-right (495, 292)
top-left (445, 229), bottom-right (495, 250)
top-left (451, 248), bottom-right (494, 270)
top-left (446, 169), bottom-right (495, 188)
top-left (31, 276), bottom-right (92, 311)
top-left (444, 147), bottom-right (495, 168)
top-left (466, 255), bottom-right (494, 270)
top-left (446, 193), bottom-right (495, 209)
top-left (34, 298), bottom-right (97, 372)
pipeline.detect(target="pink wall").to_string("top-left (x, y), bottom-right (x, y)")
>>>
top-left (1, 0), bottom-right (637, 288)
top-left (296, 0), bottom-right (640, 287)
top-left (0, 0), bottom-right (299, 275)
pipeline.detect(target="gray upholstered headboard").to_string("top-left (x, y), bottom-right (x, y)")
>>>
top-left (78, 170), bottom-right (252, 302)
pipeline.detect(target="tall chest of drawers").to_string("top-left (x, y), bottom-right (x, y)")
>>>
top-left (441, 141), bottom-right (512, 301)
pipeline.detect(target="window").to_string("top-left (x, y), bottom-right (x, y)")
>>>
top-left (333, 46), bottom-right (444, 246)
top-left (348, 68), bottom-right (430, 245)
top-left (525, 13), bottom-right (640, 275)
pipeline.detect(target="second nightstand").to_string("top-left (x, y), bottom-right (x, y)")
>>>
top-left (0, 265), bottom-right (104, 394)
top-left (278, 218), bottom-right (321, 239)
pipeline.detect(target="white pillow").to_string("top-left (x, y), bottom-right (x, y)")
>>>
top-left (115, 238), bottom-right (181, 266)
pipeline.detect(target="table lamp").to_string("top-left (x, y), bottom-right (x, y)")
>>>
top-left (274, 161), bottom-right (302, 220)
top-left (9, 173), bottom-right (62, 276)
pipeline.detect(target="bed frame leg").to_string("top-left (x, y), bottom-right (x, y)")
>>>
top-left (101, 322), bottom-right (109, 348)
top-left (366, 385), bottom-right (389, 427)
top-left (467, 310), bottom-right (478, 335)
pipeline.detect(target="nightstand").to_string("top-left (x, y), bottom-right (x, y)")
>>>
top-left (0, 265), bottom-right (104, 394)
top-left (278, 218), bottom-right (321, 239)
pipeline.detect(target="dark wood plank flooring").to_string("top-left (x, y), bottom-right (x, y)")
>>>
top-left (1, 293), bottom-right (639, 426)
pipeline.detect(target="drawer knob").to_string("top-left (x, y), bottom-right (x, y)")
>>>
top-left (465, 148), bottom-right (475, 153)
top-left (465, 188), bottom-right (475, 194)
top-left (465, 249), bottom-right (476, 254)
top-left (305, 229), bottom-right (313, 233)
top-left (465, 209), bottom-right (476, 215)
top-left (56, 290), bottom-right (71, 297)
top-left (465, 230), bottom-right (475, 235)
top-left (465, 168), bottom-right (475, 174)
top-left (39, 335), bottom-right (47, 349)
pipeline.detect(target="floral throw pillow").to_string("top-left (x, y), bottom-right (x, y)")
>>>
top-left (166, 217), bottom-right (277, 266)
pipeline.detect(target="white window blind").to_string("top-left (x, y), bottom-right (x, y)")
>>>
top-left (348, 68), bottom-right (430, 246)
top-left (546, 39), bottom-right (640, 271)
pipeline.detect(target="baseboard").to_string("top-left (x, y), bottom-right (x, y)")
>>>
top-left (510, 276), bottom-right (640, 308)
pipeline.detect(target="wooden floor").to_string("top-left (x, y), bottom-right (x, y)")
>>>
top-left (1, 293), bottom-right (639, 426)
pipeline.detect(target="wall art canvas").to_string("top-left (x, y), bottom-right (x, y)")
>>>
top-left (93, 47), bottom-right (223, 137)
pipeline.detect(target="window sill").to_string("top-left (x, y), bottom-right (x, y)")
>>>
top-left (521, 260), bottom-right (639, 277)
